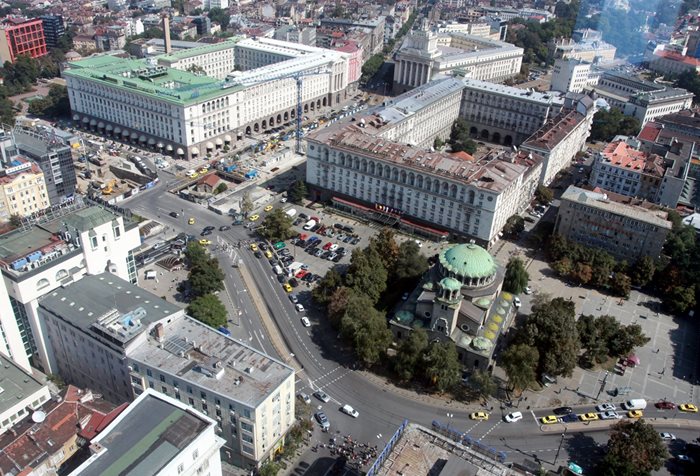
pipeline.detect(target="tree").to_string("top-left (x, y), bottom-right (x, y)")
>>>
top-left (340, 293), bottom-right (392, 366)
top-left (185, 241), bottom-right (209, 269)
top-left (369, 228), bottom-right (400, 272)
top-left (421, 341), bottom-right (461, 392)
top-left (344, 247), bottom-right (388, 304)
top-left (393, 240), bottom-right (429, 280)
top-left (327, 286), bottom-right (353, 328)
top-left (393, 329), bottom-right (428, 381)
top-left (500, 343), bottom-right (539, 393)
top-left (611, 272), bottom-right (632, 297)
top-left (469, 370), bottom-right (498, 399)
top-left (189, 260), bottom-right (225, 296)
top-left (433, 137), bottom-right (445, 150)
top-left (360, 54), bottom-right (384, 84)
top-left (288, 179), bottom-right (307, 204)
top-left (214, 182), bottom-right (228, 194)
top-left (610, 324), bottom-right (649, 357)
top-left (208, 7), bottom-right (230, 29)
top-left (520, 297), bottom-right (580, 377)
top-left (590, 108), bottom-right (640, 141)
top-left (534, 184), bottom-right (553, 205)
top-left (503, 257), bottom-right (529, 295)
top-left (571, 262), bottom-right (593, 285)
top-left (240, 192), bottom-right (253, 217)
top-left (187, 294), bottom-right (227, 328)
top-left (258, 461), bottom-right (281, 476)
top-left (9, 213), bottom-right (22, 227)
top-left (312, 268), bottom-right (343, 305)
top-left (631, 256), bottom-right (655, 287)
top-left (502, 215), bottom-right (525, 237)
top-left (675, 69), bottom-right (700, 104)
top-left (664, 285), bottom-right (695, 314)
top-left (599, 420), bottom-right (668, 476)
top-left (259, 208), bottom-right (295, 242)
top-left (449, 118), bottom-right (477, 154)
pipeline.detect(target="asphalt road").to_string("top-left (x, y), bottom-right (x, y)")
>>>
top-left (125, 182), bottom-right (700, 471)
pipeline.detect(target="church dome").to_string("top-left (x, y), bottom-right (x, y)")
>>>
top-left (438, 243), bottom-right (497, 288)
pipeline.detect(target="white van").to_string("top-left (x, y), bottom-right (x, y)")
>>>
top-left (622, 399), bottom-right (647, 410)
top-left (272, 265), bottom-right (284, 276)
top-left (144, 270), bottom-right (157, 280)
top-left (340, 404), bottom-right (359, 418)
top-left (285, 208), bottom-right (297, 218)
top-left (303, 219), bottom-right (317, 230)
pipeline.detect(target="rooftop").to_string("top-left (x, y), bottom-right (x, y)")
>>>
top-left (599, 141), bottom-right (666, 177)
top-left (654, 50), bottom-right (700, 67)
top-left (521, 109), bottom-right (586, 151)
top-left (39, 274), bottom-right (183, 348)
top-left (129, 315), bottom-right (294, 408)
top-left (63, 55), bottom-right (244, 107)
top-left (73, 390), bottom-right (217, 476)
top-left (0, 353), bottom-right (47, 417)
top-left (561, 185), bottom-right (672, 229)
top-left (156, 38), bottom-right (239, 62)
top-left (307, 125), bottom-right (528, 193)
top-left (463, 78), bottom-right (563, 105)
top-left (377, 77), bottom-right (465, 121)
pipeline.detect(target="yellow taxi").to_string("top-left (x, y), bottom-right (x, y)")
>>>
top-left (283, 283), bottom-right (293, 293)
top-left (188, 217), bottom-right (195, 225)
top-left (627, 410), bottom-right (643, 418)
top-left (265, 250), bottom-right (273, 259)
top-left (579, 413), bottom-right (599, 422)
top-left (680, 403), bottom-right (698, 413)
top-left (198, 239), bottom-right (211, 246)
top-left (540, 415), bottom-right (559, 425)
top-left (264, 205), bottom-right (274, 212)
top-left (469, 411), bottom-right (489, 421)
top-left (249, 214), bottom-right (260, 221)
top-left (250, 243), bottom-right (258, 251)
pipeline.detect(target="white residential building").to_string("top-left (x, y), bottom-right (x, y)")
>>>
top-left (305, 125), bottom-right (539, 247)
top-left (550, 58), bottom-right (600, 94)
top-left (203, 0), bottom-right (229, 9)
top-left (39, 274), bottom-right (296, 471)
top-left (0, 352), bottom-right (51, 435)
top-left (157, 40), bottom-right (237, 80)
top-left (0, 202), bottom-right (140, 373)
top-left (393, 24), bottom-right (523, 93)
top-left (459, 78), bottom-right (565, 146)
top-left (69, 389), bottom-right (225, 476)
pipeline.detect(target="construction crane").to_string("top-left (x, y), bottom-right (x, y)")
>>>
top-left (224, 68), bottom-right (332, 154)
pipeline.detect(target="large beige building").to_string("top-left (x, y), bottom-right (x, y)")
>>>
top-left (0, 157), bottom-right (50, 222)
top-left (305, 124), bottom-right (542, 247)
top-left (555, 186), bottom-right (672, 261)
top-left (393, 23), bottom-right (523, 93)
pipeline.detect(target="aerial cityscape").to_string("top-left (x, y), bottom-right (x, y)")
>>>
top-left (1, 0), bottom-right (700, 475)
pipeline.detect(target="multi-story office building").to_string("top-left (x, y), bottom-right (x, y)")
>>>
top-left (69, 389), bottom-right (225, 476)
top-left (550, 36), bottom-right (616, 63)
top-left (274, 25), bottom-right (316, 46)
top-left (550, 58), bottom-right (601, 93)
top-left (12, 122), bottom-right (77, 205)
top-left (319, 17), bottom-right (385, 55)
top-left (0, 203), bottom-right (140, 372)
top-left (458, 79), bottom-right (564, 146)
top-left (39, 15), bottom-right (64, 48)
top-left (203, 0), bottom-right (229, 9)
top-left (64, 38), bottom-right (351, 159)
top-left (0, 157), bottom-right (49, 221)
top-left (555, 185), bottom-right (672, 261)
top-left (520, 98), bottom-right (597, 185)
top-left (306, 125), bottom-right (539, 247)
top-left (361, 77), bottom-right (464, 149)
top-left (0, 17), bottom-right (47, 64)
top-left (157, 40), bottom-right (237, 80)
top-left (649, 50), bottom-right (700, 76)
top-left (39, 274), bottom-right (296, 470)
top-left (191, 16), bottom-right (212, 36)
top-left (0, 352), bottom-right (51, 435)
top-left (590, 140), bottom-right (667, 201)
top-left (393, 25), bottom-right (523, 93)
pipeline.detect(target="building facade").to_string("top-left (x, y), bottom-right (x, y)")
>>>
top-left (40, 15), bottom-right (64, 48)
top-left (550, 58), bottom-right (600, 94)
top-left (156, 40), bottom-right (237, 80)
top-left (555, 186), bottom-right (672, 261)
top-left (393, 25), bottom-right (523, 93)
top-left (0, 157), bottom-right (50, 221)
top-left (0, 352), bottom-right (51, 435)
top-left (69, 389), bottom-right (224, 476)
top-left (0, 17), bottom-right (47, 64)
top-left (305, 125), bottom-right (538, 247)
top-left (0, 203), bottom-right (140, 372)
top-left (459, 78), bottom-right (564, 146)
top-left (550, 37), bottom-right (616, 63)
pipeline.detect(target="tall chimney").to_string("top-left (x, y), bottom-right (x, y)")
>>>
top-left (163, 16), bottom-right (172, 54)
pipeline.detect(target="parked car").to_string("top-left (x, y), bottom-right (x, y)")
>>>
top-left (313, 391), bottom-right (330, 403)
top-left (297, 392), bottom-right (311, 404)
top-left (596, 403), bottom-right (616, 412)
top-left (553, 407), bottom-right (573, 416)
top-left (540, 415), bottom-right (558, 424)
top-left (655, 401), bottom-right (676, 410)
top-left (301, 316), bottom-right (311, 327)
top-left (295, 303), bottom-right (305, 313)
top-left (315, 412), bottom-right (330, 430)
top-left (600, 411), bottom-right (620, 420)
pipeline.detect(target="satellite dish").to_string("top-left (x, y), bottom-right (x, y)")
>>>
top-left (32, 411), bottom-right (46, 423)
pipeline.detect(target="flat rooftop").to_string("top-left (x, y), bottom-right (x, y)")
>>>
top-left (128, 315), bottom-right (294, 408)
top-left (76, 391), bottom-right (211, 476)
top-left (39, 274), bottom-right (183, 347)
top-left (380, 77), bottom-right (464, 118)
top-left (156, 38), bottom-right (239, 62)
top-left (0, 354), bottom-right (46, 416)
top-left (463, 78), bottom-right (563, 105)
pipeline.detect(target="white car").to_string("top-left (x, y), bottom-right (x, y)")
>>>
top-left (329, 244), bottom-right (339, 252)
top-left (660, 432), bottom-right (676, 440)
top-left (524, 286), bottom-right (532, 295)
top-left (341, 404), bottom-right (359, 418)
top-left (301, 316), bottom-right (311, 327)
top-left (600, 411), bottom-right (620, 420)
top-left (513, 297), bottom-right (521, 308)
top-left (504, 411), bottom-right (523, 423)
top-left (295, 303), bottom-right (305, 313)
top-left (596, 403), bottom-right (616, 412)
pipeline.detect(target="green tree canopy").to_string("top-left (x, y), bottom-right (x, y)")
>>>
top-left (503, 257), bottom-right (529, 295)
top-left (259, 208), bottom-right (295, 242)
top-left (449, 118), bottom-right (477, 154)
top-left (340, 292), bottom-right (392, 366)
top-left (288, 180), bottom-right (307, 204)
top-left (185, 242), bottom-right (225, 297)
top-left (500, 343), bottom-right (539, 393)
top-left (421, 341), bottom-right (461, 392)
top-left (393, 329), bottom-right (428, 381)
top-left (630, 256), bottom-right (655, 287)
top-left (502, 215), bottom-right (525, 237)
top-left (369, 228), bottom-right (400, 273)
top-left (590, 108), bottom-right (641, 141)
top-left (208, 7), bottom-right (230, 29)
top-left (393, 240), bottom-right (429, 281)
top-left (599, 419), bottom-right (668, 476)
top-left (187, 294), bottom-right (227, 328)
top-left (240, 192), bottom-right (254, 216)
top-left (312, 268), bottom-right (343, 305)
top-left (361, 54), bottom-right (384, 84)
top-left (534, 184), bottom-right (553, 205)
top-left (344, 247), bottom-right (388, 304)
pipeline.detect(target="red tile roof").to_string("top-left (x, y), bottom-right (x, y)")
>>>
top-left (655, 50), bottom-right (700, 67)
top-left (451, 151), bottom-right (476, 162)
top-left (601, 141), bottom-right (666, 177)
top-left (197, 173), bottom-right (220, 188)
top-left (638, 122), bottom-right (663, 142)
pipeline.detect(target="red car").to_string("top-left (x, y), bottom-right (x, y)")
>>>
top-left (295, 270), bottom-right (308, 279)
top-left (655, 400), bottom-right (676, 410)
top-left (322, 242), bottom-right (333, 251)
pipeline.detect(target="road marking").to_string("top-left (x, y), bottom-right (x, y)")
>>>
top-left (480, 421), bottom-right (501, 439)
top-left (530, 410), bottom-right (537, 421)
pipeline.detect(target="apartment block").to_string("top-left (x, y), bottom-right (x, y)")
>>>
top-left (0, 157), bottom-right (50, 221)
top-left (0, 17), bottom-right (47, 64)
top-left (0, 352), bottom-right (51, 435)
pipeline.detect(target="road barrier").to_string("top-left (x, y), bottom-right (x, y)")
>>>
top-left (365, 419), bottom-right (409, 476)
top-left (431, 420), bottom-right (507, 463)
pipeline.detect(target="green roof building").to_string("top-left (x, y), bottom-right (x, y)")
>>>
top-left (438, 242), bottom-right (498, 287)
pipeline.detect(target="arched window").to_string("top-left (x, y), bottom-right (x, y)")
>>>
top-left (56, 269), bottom-right (68, 280)
top-left (37, 278), bottom-right (50, 290)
